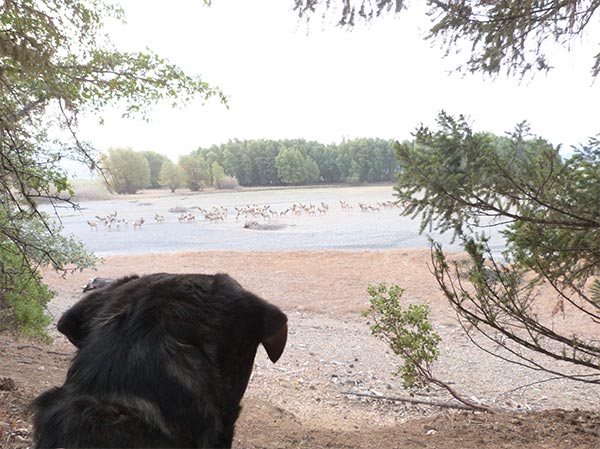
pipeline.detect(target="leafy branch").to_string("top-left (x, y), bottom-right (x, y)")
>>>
top-left (363, 282), bottom-right (492, 411)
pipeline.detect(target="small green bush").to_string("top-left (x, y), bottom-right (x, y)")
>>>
top-left (0, 246), bottom-right (53, 341)
top-left (363, 283), bottom-right (441, 391)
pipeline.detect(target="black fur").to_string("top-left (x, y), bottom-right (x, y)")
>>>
top-left (32, 273), bottom-right (288, 448)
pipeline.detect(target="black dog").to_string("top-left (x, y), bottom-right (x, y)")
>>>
top-left (31, 273), bottom-right (288, 448)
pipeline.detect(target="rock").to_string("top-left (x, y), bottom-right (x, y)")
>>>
top-left (243, 221), bottom-right (288, 231)
top-left (0, 377), bottom-right (16, 391)
top-left (82, 277), bottom-right (115, 292)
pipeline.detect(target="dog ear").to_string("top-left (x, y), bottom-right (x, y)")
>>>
top-left (58, 275), bottom-right (140, 347)
top-left (211, 273), bottom-right (288, 362)
top-left (260, 307), bottom-right (288, 363)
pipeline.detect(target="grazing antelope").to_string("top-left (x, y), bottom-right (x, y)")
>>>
top-left (95, 215), bottom-right (109, 229)
top-left (339, 200), bottom-right (352, 211)
top-left (204, 212), bottom-right (224, 222)
top-left (177, 213), bottom-right (195, 223)
top-left (234, 206), bottom-right (244, 220)
top-left (132, 218), bottom-right (145, 231)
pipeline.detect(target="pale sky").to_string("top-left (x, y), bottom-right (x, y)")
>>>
top-left (78, 0), bottom-right (599, 162)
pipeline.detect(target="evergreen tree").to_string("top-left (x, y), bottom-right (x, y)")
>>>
top-left (395, 112), bottom-right (600, 381)
top-left (141, 151), bottom-right (168, 188)
top-left (293, 1), bottom-right (600, 78)
top-left (304, 156), bottom-right (321, 184)
top-left (275, 147), bottom-right (306, 184)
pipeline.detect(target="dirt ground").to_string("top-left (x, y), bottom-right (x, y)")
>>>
top-left (1, 249), bottom-right (599, 448)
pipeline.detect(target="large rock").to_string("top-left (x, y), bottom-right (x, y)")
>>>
top-left (243, 221), bottom-right (288, 231)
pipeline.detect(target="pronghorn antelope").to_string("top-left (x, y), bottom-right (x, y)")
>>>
top-left (204, 212), bottom-right (224, 222)
top-left (178, 213), bottom-right (195, 223)
top-left (95, 215), bottom-right (111, 229)
top-left (378, 200), bottom-right (402, 209)
top-left (132, 218), bottom-right (145, 230)
top-left (234, 204), bottom-right (273, 221)
top-left (359, 202), bottom-right (382, 212)
top-left (94, 212), bottom-right (127, 230)
top-left (339, 200), bottom-right (353, 210)
top-left (154, 213), bottom-right (165, 223)
top-left (87, 220), bottom-right (98, 231)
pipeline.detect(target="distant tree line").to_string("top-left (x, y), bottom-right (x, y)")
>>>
top-left (101, 138), bottom-right (399, 194)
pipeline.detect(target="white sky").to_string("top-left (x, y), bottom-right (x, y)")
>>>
top-left (78, 0), bottom-right (599, 162)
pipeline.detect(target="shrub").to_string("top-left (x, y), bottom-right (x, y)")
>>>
top-left (217, 176), bottom-right (240, 190)
top-left (0, 245), bottom-right (53, 341)
top-left (363, 282), bottom-right (493, 411)
top-left (363, 283), bottom-right (441, 391)
top-left (70, 179), bottom-right (113, 201)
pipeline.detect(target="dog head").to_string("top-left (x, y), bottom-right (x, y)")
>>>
top-left (58, 273), bottom-right (287, 402)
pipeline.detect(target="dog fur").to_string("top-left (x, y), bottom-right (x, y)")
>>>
top-left (31, 273), bottom-right (288, 448)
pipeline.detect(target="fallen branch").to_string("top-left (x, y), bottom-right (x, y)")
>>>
top-left (342, 391), bottom-right (490, 412)
top-left (16, 345), bottom-right (72, 357)
top-left (274, 367), bottom-right (307, 375)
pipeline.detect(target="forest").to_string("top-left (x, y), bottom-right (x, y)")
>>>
top-left (101, 137), bottom-right (399, 193)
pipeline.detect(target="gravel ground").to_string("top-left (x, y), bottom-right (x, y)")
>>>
top-left (1, 186), bottom-right (598, 448)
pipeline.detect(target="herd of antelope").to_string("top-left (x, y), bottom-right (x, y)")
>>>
top-left (85, 200), bottom-right (402, 232)
top-left (86, 211), bottom-right (145, 232)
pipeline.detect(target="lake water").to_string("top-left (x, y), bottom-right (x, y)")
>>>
top-left (43, 185), bottom-right (506, 256)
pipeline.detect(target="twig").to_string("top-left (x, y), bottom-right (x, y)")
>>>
top-left (342, 391), bottom-right (489, 411)
top-left (275, 367), bottom-right (306, 375)
top-left (16, 345), bottom-right (72, 357)
top-left (496, 375), bottom-right (573, 399)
